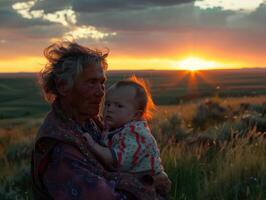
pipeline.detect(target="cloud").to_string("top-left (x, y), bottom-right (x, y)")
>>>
top-left (11, 0), bottom-right (115, 40)
top-left (195, 0), bottom-right (266, 13)
top-left (63, 26), bottom-right (117, 40)
top-left (12, 1), bottom-right (76, 26)
top-left (42, 9), bottom-right (76, 26)
top-left (12, 1), bottom-right (36, 19)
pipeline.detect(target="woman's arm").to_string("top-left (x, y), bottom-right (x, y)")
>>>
top-left (42, 143), bottom-right (123, 200)
top-left (83, 133), bottom-right (114, 168)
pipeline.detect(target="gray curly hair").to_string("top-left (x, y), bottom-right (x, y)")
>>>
top-left (39, 41), bottom-right (108, 103)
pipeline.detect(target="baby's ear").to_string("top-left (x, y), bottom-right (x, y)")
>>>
top-left (134, 110), bottom-right (144, 120)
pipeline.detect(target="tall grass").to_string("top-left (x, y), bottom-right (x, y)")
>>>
top-left (160, 130), bottom-right (266, 200)
top-left (153, 97), bottom-right (266, 199)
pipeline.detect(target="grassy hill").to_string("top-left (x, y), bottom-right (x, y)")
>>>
top-left (1, 69), bottom-right (266, 119)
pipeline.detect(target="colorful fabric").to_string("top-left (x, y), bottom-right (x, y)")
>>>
top-left (32, 101), bottom-right (128, 200)
top-left (42, 143), bottom-right (127, 200)
top-left (104, 121), bottom-right (163, 175)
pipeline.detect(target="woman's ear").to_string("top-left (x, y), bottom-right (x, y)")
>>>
top-left (56, 79), bottom-right (70, 96)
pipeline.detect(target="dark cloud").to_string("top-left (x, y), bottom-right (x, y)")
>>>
top-left (76, 3), bottom-right (233, 32)
top-left (237, 3), bottom-right (266, 28)
top-left (30, 0), bottom-right (194, 13)
top-left (73, 0), bottom-right (195, 13)
top-left (31, 0), bottom-right (73, 13)
top-left (4, 0), bottom-right (265, 33)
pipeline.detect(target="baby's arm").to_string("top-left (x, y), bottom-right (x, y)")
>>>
top-left (83, 133), bottom-right (114, 168)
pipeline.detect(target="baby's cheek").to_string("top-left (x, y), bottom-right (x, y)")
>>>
top-left (105, 120), bottom-right (114, 129)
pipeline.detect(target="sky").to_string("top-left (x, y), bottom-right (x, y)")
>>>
top-left (0, 0), bottom-right (266, 72)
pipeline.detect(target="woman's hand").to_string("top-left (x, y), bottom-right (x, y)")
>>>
top-left (83, 133), bottom-right (114, 168)
top-left (83, 133), bottom-right (96, 148)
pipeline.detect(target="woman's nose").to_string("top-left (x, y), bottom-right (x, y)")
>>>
top-left (95, 83), bottom-right (105, 97)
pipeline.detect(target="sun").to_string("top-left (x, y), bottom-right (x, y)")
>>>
top-left (178, 57), bottom-right (217, 71)
top-left (187, 65), bottom-right (200, 71)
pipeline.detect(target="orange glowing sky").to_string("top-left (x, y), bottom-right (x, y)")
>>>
top-left (0, 0), bottom-right (266, 72)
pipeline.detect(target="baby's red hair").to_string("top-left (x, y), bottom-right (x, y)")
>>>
top-left (112, 75), bottom-right (156, 120)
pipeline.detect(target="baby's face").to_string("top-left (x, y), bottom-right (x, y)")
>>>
top-left (104, 86), bottom-right (137, 130)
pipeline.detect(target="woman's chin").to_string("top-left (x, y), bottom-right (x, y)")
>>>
top-left (79, 111), bottom-right (99, 121)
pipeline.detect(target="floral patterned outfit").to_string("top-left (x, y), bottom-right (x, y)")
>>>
top-left (104, 121), bottom-right (163, 175)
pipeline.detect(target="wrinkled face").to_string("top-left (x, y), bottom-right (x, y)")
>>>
top-left (104, 86), bottom-right (138, 129)
top-left (66, 64), bottom-right (106, 121)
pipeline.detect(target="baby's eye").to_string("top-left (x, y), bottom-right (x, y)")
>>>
top-left (105, 102), bottom-right (110, 107)
top-left (117, 104), bottom-right (123, 108)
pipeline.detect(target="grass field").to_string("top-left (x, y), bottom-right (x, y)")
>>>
top-left (0, 69), bottom-right (266, 199)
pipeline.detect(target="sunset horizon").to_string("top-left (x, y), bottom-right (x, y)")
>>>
top-left (0, 54), bottom-right (265, 73)
top-left (1, 0), bottom-right (266, 72)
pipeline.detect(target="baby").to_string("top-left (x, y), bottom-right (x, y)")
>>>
top-left (84, 76), bottom-right (170, 194)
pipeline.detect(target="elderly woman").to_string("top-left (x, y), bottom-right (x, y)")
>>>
top-left (31, 41), bottom-right (170, 200)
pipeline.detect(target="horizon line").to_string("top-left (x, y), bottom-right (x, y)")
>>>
top-left (1, 66), bottom-right (266, 74)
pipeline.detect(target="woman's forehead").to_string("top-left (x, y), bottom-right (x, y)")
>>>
top-left (79, 64), bottom-right (106, 79)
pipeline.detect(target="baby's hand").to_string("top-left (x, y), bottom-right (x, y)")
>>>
top-left (153, 171), bottom-right (172, 195)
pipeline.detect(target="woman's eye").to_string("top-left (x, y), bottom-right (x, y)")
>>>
top-left (89, 80), bottom-right (96, 84)
top-left (101, 80), bottom-right (106, 85)
top-left (86, 79), bottom-right (97, 84)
